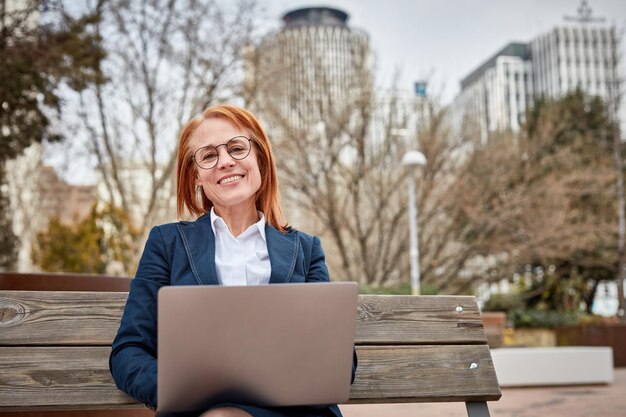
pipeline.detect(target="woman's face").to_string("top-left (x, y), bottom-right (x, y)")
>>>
top-left (190, 118), bottom-right (262, 214)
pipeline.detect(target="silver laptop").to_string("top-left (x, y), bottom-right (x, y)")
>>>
top-left (157, 282), bottom-right (358, 413)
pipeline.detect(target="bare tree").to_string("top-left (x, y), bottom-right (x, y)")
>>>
top-left (412, 103), bottom-right (504, 293)
top-left (248, 27), bottom-right (489, 290)
top-left (452, 90), bottom-right (619, 309)
top-left (248, 30), bottom-right (409, 284)
top-left (68, 0), bottom-right (261, 270)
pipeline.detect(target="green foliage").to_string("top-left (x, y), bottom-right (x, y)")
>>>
top-left (0, 0), bottom-right (105, 163)
top-left (33, 208), bottom-right (107, 273)
top-left (0, 1), bottom-right (105, 270)
top-left (575, 313), bottom-right (621, 326)
top-left (359, 282), bottom-right (438, 295)
top-left (0, 165), bottom-right (17, 270)
top-left (517, 266), bottom-right (591, 312)
top-left (485, 268), bottom-right (592, 327)
top-left (508, 308), bottom-right (582, 329)
top-left (32, 204), bottom-right (141, 275)
top-left (482, 293), bottom-right (524, 312)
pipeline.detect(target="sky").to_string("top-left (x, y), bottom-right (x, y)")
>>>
top-left (262, 0), bottom-right (626, 103)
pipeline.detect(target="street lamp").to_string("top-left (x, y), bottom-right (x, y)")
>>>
top-left (402, 150), bottom-right (427, 295)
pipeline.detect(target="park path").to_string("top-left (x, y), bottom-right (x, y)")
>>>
top-left (340, 367), bottom-right (626, 417)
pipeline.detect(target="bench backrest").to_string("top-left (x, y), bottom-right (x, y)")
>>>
top-left (0, 290), bottom-right (501, 411)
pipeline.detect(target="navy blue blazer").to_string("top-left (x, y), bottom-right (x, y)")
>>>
top-left (109, 213), bottom-right (357, 416)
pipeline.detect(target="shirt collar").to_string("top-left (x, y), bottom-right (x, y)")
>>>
top-left (210, 207), bottom-right (266, 242)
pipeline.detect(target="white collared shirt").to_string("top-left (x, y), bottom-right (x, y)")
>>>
top-left (210, 208), bottom-right (271, 286)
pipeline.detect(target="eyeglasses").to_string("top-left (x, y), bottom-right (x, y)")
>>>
top-left (192, 136), bottom-right (253, 170)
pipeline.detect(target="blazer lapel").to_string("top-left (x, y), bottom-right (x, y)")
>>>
top-left (266, 226), bottom-right (298, 283)
top-left (177, 213), bottom-right (219, 286)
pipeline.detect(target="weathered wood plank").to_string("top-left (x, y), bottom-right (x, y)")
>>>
top-left (349, 345), bottom-right (501, 403)
top-left (0, 291), bottom-right (486, 346)
top-left (0, 345), bottom-right (500, 410)
top-left (0, 272), bottom-right (133, 292)
top-left (0, 291), bottom-right (128, 346)
top-left (0, 347), bottom-right (139, 410)
top-left (356, 295), bottom-right (486, 344)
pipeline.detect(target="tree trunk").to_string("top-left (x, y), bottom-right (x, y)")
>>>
top-left (613, 131), bottom-right (626, 320)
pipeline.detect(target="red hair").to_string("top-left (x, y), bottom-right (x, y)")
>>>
top-left (176, 104), bottom-right (287, 232)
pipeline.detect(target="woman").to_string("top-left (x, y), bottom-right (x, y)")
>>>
top-left (109, 104), bottom-right (356, 417)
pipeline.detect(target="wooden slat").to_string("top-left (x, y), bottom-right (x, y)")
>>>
top-left (0, 347), bottom-right (139, 410)
top-left (0, 345), bottom-right (500, 410)
top-left (0, 272), bottom-right (133, 292)
top-left (0, 291), bottom-right (128, 346)
top-left (348, 345), bottom-right (501, 403)
top-left (356, 295), bottom-right (486, 344)
top-left (0, 291), bottom-right (486, 346)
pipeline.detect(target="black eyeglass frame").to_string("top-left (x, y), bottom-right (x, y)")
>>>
top-left (191, 136), bottom-right (254, 170)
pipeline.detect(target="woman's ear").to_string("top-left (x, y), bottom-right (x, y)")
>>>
top-left (193, 167), bottom-right (202, 187)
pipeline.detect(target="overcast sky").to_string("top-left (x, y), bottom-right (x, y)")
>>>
top-left (262, 0), bottom-right (626, 103)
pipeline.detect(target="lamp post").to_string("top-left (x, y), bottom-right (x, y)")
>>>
top-left (402, 150), bottom-right (427, 295)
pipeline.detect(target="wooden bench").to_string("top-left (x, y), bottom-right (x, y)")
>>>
top-left (0, 290), bottom-right (501, 416)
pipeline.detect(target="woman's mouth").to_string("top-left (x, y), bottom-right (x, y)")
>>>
top-left (218, 175), bottom-right (244, 185)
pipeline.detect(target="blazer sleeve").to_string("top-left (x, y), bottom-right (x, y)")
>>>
top-left (305, 235), bottom-right (358, 385)
top-left (305, 236), bottom-right (330, 283)
top-left (109, 226), bottom-right (171, 409)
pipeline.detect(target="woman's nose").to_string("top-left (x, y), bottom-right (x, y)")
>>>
top-left (216, 147), bottom-right (236, 168)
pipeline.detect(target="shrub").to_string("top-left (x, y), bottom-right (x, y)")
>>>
top-left (508, 308), bottom-right (582, 328)
top-left (359, 282), bottom-right (438, 295)
top-left (483, 293), bottom-right (525, 312)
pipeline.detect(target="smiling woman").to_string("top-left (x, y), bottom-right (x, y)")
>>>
top-left (109, 104), bottom-right (357, 417)
top-left (189, 118), bottom-right (263, 236)
top-left (176, 105), bottom-right (286, 234)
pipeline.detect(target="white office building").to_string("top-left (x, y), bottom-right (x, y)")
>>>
top-left (247, 7), bottom-right (371, 130)
top-left (452, 3), bottom-right (621, 143)
top-left (245, 7), bottom-right (372, 232)
top-left (452, 43), bottom-right (534, 144)
top-left (531, 24), bottom-right (619, 103)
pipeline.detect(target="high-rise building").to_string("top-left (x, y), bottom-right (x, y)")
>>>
top-left (531, 24), bottom-right (619, 102)
top-left (452, 1), bottom-right (621, 143)
top-left (245, 7), bottom-right (372, 233)
top-left (453, 43), bottom-right (534, 143)
top-left (246, 7), bottom-right (371, 130)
